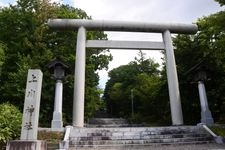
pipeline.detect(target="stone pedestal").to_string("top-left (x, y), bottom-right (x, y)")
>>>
top-left (51, 112), bottom-right (63, 128)
top-left (201, 110), bottom-right (214, 124)
top-left (6, 140), bottom-right (47, 150)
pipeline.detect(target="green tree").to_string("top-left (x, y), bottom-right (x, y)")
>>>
top-left (215, 0), bottom-right (225, 6)
top-left (134, 50), bottom-right (160, 75)
top-left (0, 42), bottom-right (5, 66)
top-left (104, 51), bottom-right (168, 124)
top-left (0, 0), bottom-right (112, 126)
top-left (105, 63), bottom-right (140, 117)
top-left (0, 42), bottom-right (6, 77)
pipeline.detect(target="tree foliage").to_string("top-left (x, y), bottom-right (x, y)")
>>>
top-left (0, 42), bottom-right (5, 66)
top-left (215, 0), bottom-right (225, 6)
top-left (0, 0), bottom-right (112, 126)
top-left (104, 51), bottom-right (170, 125)
top-left (0, 42), bottom-right (6, 78)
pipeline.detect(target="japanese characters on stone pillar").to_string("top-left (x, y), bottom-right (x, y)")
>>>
top-left (20, 69), bottom-right (43, 140)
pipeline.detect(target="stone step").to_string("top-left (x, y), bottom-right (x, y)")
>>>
top-left (70, 126), bottom-right (207, 137)
top-left (47, 143), bottom-right (59, 150)
top-left (70, 137), bottom-right (212, 145)
top-left (71, 126), bottom-right (206, 131)
top-left (86, 124), bottom-right (131, 128)
top-left (68, 126), bottom-right (214, 148)
top-left (70, 133), bottom-right (210, 141)
top-left (68, 141), bottom-right (212, 149)
top-left (87, 118), bottom-right (128, 125)
top-left (71, 131), bottom-right (208, 137)
top-left (86, 117), bottom-right (146, 128)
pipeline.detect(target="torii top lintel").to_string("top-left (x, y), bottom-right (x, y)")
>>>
top-left (48, 19), bottom-right (198, 34)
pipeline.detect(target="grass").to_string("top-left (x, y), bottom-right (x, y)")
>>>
top-left (209, 125), bottom-right (225, 137)
top-left (38, 131), bottom-right (64, 144)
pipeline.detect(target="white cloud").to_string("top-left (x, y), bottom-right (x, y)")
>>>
top-left (50, 0), bottom-right (63, 4)
top-left (0, 0), bottom-right (18, 7)
top-left (0, 1), bottom-right (9, 7)
top-left (74, 0), bottom-right (223, 22)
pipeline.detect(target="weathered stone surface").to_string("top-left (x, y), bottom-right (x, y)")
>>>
top-left (87, 118), bottom-right (130, 127)
top-left (20, 69), bottom-right (43, 140)
top-left (69, 126), bottom-right (213, 149)
top-left (6, 140), bottom-right (47, 150)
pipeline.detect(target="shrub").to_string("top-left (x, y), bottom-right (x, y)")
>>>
top-left (210, 125), bottom-right (225, 137)
top-left (0, 103), bottom-right (22, 147)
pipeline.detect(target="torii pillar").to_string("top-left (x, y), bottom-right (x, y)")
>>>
top-left (73, 26), bottom-right (86, 127)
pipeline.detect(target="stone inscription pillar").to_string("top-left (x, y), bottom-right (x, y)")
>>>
top-left (198, 81), bottom-right (214, 124)
top-left (7, 69), bottom-right (46, 150)
top-left (162, 30), bottom-right (183, 125)
top-left (73, 26), bottom-right (86, 127)
top-left (20, 69), bottom-right (43, 140)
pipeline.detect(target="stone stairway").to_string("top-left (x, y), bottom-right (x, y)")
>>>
top-left (68, 126), bottom-right (214, 149)
top-left (86, 118), bottom-right (129, 128)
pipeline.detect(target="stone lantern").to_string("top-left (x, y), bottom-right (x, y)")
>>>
top-left (47, 59), bottom-right (69, 128)
top-left (187, 61), bottom-right (214, 125)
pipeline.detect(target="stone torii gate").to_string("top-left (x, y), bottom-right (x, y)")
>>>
top-left (48, 19), bottom-right (198, 127)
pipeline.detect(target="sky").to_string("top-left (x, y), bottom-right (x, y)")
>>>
top-left (1, 0), bottom-right (224, 89)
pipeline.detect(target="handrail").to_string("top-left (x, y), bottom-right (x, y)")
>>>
top-left (63, 126), bottom-right (72, 141)
top-left (59, 126), bottom-right (73, 150)
top-left (200, 124), bottom-right (224, 144)
top-left (202, 124), bottom-right (217, 137)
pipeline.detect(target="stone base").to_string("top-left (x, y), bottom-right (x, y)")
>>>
top-left (51, 112), bottom-right (63, 128)
top-left (201, 110), bottom-right (214, 125)
top-left (59, 140), bottom-right (69, 149)
top-left (6, 140), bottom-right (47, 150)
top-left (51, 120), bottom-right (63, 128)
